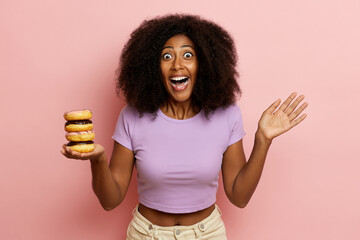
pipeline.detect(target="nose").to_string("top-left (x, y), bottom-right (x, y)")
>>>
top-left (171, 56), bottom-right (183, 70)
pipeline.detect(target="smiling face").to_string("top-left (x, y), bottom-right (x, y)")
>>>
top-left (160, 34), bottom-right (198, 104)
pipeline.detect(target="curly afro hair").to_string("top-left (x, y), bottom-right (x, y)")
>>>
top-left (117, 14), bottom-right (241, 116)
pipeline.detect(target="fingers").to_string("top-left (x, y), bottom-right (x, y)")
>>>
top-left (285, 94), bottom-right (305, 115)
top-left (266, 92), bottom-right (306, 115)
top-left (279, 92), bottom-right (297, 112)
top-left (289, 101), bottom-right (308, 121)
top-left (60, 144), bottom-right (88, 160)
top-left (60, 144), bottom-right (69, 156)
top-left (290, 113), bottom-right (307, 128)
top-left (265, 98), bottom-right (281, 114)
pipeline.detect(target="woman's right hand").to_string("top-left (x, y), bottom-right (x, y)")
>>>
top-left (61, 143), bottom-right (106, 163)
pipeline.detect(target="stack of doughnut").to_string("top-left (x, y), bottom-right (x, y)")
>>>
top-left (64, 109), bottom-right (95, 153)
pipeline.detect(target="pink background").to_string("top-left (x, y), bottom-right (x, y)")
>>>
top-left (1, 0), bottom-right (359, 239)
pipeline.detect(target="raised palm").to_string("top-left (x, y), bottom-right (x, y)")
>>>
top-left (258, 93), bottom-right (308, 141)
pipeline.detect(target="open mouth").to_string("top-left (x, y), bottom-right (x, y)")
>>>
top-left (170, 76), bottom-right (189, 91)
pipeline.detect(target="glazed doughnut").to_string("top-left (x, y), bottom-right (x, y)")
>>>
top-left (63, 109), bottom-right (95, 153)
top-left (65, 130), bottom-right (95, 142)
top-left (66, 141), bottom-right (95, 153)
top-left (63, 109), bottom-right (92, 121)
top-left (65, 120), bottom-right (93, 132)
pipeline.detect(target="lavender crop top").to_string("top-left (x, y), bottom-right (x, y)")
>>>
top-left (112, 104), bottom-right (245, 213)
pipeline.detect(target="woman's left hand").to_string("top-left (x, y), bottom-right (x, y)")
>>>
top-left (257, 92), bottom-right (308, 142)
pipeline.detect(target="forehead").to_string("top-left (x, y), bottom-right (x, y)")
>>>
top-left (163, 34), bottom-right (195, 48)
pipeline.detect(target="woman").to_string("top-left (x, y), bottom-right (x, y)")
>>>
top-left (61, 14), bottom-right (308, 240)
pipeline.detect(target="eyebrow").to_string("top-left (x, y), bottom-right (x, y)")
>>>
top-left (163, 45), bottom-right (195, 50)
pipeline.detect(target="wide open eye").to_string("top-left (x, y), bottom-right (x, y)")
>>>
top-left (163, 53), bottom-right (172, 60)
top-left (183, 52), bottom-right (193, 58)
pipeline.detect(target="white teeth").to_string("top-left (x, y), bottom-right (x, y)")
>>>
top-left (171, 80), bottom-right (189, 89)
top-left (170, 76), bottom-right (188, 81)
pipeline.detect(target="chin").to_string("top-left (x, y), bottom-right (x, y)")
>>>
top-left (169, 91), bottom-right (193, 103)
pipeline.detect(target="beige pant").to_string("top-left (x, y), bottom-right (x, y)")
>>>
top-left (126, 205), bottom-right (227, 240)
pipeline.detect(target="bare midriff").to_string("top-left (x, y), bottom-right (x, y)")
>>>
top-left (138, 203), bottom-right (216, 226)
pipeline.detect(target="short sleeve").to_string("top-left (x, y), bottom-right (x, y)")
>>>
top-left (228, 104), bottom-right (246, 146)
top-left (112, 106), bottom-right (136, 151)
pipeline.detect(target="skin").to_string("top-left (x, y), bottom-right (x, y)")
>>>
top-left (159, 34), bottom-right (199, 119)
top-left (61, 34), bottom-right (308, 226)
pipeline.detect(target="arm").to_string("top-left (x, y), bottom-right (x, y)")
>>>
top-left (61, 141), bottom-right (135, 211)
top-left (222, 93), bottom-right (308, 208)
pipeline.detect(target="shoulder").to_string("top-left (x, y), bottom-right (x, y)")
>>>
top-left (210, 104), bottom-right (242, 119)
top-left (120, 105), bottom-right (138, 116)
top-left (119, 105), bottom-right (159, 125)
top-left (119, 105), bottom-right (142, 121)
top-left (203, 104), bottom-right (243, 128)
top-left (224, 103), bottom-right (241, 114)
top-left (214, 104), bottom-right (244, 130)
top-left (114, 105), bottom-right (139, 132)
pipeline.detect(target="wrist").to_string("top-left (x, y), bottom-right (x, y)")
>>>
top-left (255, 129), bottom-right (272, 146)
top-left (90, 152), bottom-right (107, 165)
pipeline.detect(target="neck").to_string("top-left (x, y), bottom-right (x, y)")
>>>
top-left (160, 99), bottom-right (200, 120)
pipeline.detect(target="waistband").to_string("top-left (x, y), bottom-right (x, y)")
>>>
top-left (131, 204), bottom-right (223, 238)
